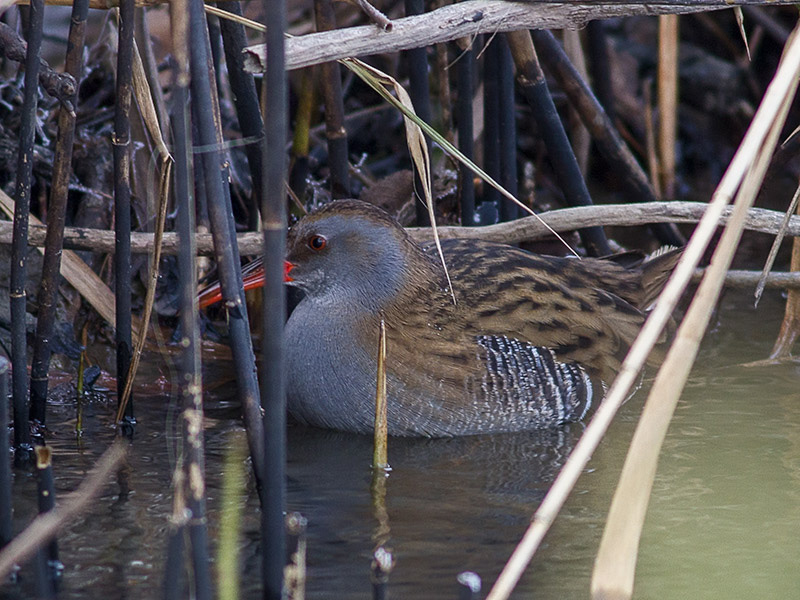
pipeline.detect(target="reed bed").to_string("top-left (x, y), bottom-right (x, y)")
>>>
top-left (0, 1), bottom-right (798, 598)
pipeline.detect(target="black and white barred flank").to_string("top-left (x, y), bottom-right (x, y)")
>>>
top-left (476, 335), bottom-right (593, 427)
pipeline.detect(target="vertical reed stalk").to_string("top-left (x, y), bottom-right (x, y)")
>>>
top-left (562, 29), bottom-right (591, 174)
top-left (456, 42), bottom-right (475, 225)
top-left (506, 30), bottom-right (611, 256)
top-left (404, 0), bottom-right (432, 226)
top-left (164, 7), bottom-right (190, 599)
top-left (586, 21), bottom-right (615, 122)
top-left (658, 15), bottom-right (679, 199)
top-left (10, 0), bottom-right (45, 459)
top-left (163, 463), bottom-right (187, 600)
top-left (314, 0), bottom-right (350, 198)
top-left (218, 0), bottom-right (265, 229)
top-left (529, 29), bottom-right (684, 247)
top-left (483, 36), bottom-right (501, 211)
top-left (0, 358), bottom-right (11, 550)
top-left (29, 0), bottom-right (90, 428)
top-left (35, 446), bottom-right (61, 591)
top-left (114, 0), bottom-right (136, 430)
top-left (261, 0), bottom-right (288, 597)
top-left (498, 37), bottom-right (518, 222)
top-left (188, 0), bottom-right (267, 504)
top-left (373, 318), bottom-right (388, 470)
top-left (174, 3), bottom-right (213, 599)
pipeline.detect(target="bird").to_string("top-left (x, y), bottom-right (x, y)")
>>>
top-left (199, 199), bottom-right (680, 437)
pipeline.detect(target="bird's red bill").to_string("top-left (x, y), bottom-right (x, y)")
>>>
top-left (197, 260), bottom-right (295, 308)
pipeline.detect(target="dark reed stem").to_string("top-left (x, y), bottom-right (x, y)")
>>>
top-left (29, 0), bottom-right (90, 429)
top-left (497, 36), bottom-right (518, 222)
top-left (261, 0), bottom-right (288, 596)
top-left (175, 5), bottom-right (213, 600)
top-left (10, 0), bottom-right (44, 461)
top-left (457, 571), bottom-right (482, 600)
top-left (404, 0), bottom-right (431, 226)
top-left (482, 36), bottom-right (501, 212)
top-left (530, 29), bottom-right (685, 247)
top-left (371, 546), bottom-right (394, 600)
top-left (206, 13), bottom-right (224, 100)
top-left (187, 0), bottom-right (267, 503)
top-left (505, 30), bottom-right (612, 257)
top-left (134, 9), bottom-right (169, 132)
top-left (586, 21), bottom-right (615, 123)
top-left (164, 5), bottom-right (190, 598)
top-left (163, 517), bottom-right (185, 600)
top-left (35, 446), bottom-right (61, 591)
top-left (33, 546), bottom-right (54, 600)
top-left (314, 0), bottom-right (350, 198)
top-left (114, 0), bottom-right (136, 430)
top-left (218, 0), bottom-right (265, 230)
top-left (456, 42), bottom-right (475, 225)
top-left (0, 358), bottom-right (11, 550)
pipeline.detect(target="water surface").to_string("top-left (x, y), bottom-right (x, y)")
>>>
top-left (2, 290), bottom-right (799, 598)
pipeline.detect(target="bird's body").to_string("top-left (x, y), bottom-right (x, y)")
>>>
top-left (275, 200), bottom-right (680, 437)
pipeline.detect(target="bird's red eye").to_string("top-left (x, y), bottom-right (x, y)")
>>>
top-left (308, 235), bottom-right (327, 251)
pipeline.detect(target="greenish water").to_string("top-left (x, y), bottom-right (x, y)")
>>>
top-left (1, 289), bottom-right (799, 599)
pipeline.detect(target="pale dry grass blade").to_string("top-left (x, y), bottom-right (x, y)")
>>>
top-left (755, 181), bottom-right (800, 305)
top-left (591, 25), bottom-right (800, 600)
top-left (486, 22), bottom-right (800, 600)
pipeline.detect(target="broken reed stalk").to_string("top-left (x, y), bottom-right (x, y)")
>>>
top-left (404, 0), bottom-right (432, 226)
top-left (314, 0), bottom-right (351, 198)
top-left (29, 0), bottom-right (90, 429)
top-left (0, 441), bottom-right (127, 581)
top-left (498, 36), bottom-right (519, 221)
top-left (285, 513), bottom-right (308, 600)
top-left (457, 571), bottom-right (482, 600)
top-left (113, 0), bottom-right (136, 429)
top-left (261, 0), bottom-right (288, 597)
top-left (373, 318), bottom-right (389, 470)
top-left (34, 446), bottom-right (60, 587)
top-left (10, 0), bottom-right (45, 459)
top-left (485, 22), bottom-right (800, 600)
top-left (591, 31), bottom-right (800, 597)
top-left (456, 41), bottom-right (475, 225)
top-left (0, 358), bottom-right (11, 550)
top-left (218, 0), bottom-right (265, 230)
top-left (506, 30), bottom-right (612, 256)
top-left (768, 193), bottom-right (800, 356)
top-left (529, 29), bottom-right (684, 247)
top-left (187, 0), bottom-right (267, 507)
top-left (658, 14), bottom-right (679, 199)
top-left (371, 547), bottom-right (394, 600)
